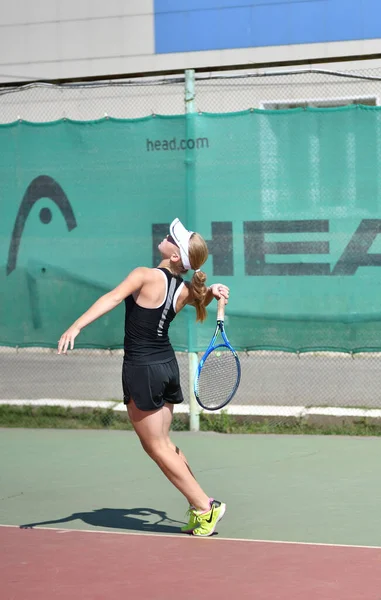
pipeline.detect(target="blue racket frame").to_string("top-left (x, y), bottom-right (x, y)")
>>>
top-left (194, 313), bottom-right (241, 411)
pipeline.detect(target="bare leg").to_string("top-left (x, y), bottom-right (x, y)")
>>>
top-left (162, 402), bottom-right (196, 479)
top-left (127, 398), bottom-right (210, 511)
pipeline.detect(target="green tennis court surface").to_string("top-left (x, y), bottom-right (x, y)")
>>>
top-left (1, 429), bottom-right (381, 599)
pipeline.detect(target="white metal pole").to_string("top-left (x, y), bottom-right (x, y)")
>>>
top-left (185, 68), bottom-right (195, 112)
top-left (184, 69), bottom-right (200, 432)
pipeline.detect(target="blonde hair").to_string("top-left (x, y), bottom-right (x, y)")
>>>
top-left (188, 232), bottom-right (209, 322)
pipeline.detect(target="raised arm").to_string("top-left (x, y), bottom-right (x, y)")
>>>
top-left (58, 267), bottom-right (149, 354)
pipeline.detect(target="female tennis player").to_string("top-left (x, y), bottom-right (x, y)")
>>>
top-left (58, 218), bottom-right (229, 537)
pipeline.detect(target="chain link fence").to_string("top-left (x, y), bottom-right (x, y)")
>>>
top-left (1, 66), bottom-right (381, 122)
top-left (194, 67), bottom-right (381, 112)
top-left (1, 348), bottom-right (381, 431)
top-left (2, 63), bottom-right (381, 432)
top-left (0, 77), bottom-right (186, 122)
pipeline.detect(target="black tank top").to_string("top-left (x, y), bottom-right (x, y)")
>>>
top-left (123, 268), bottom-right (184, 364)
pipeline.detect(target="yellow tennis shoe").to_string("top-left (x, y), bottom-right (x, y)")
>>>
top-left (192, 500), bottom-right (226, 537)
top-left (181, 506), bottom-right (199, 533)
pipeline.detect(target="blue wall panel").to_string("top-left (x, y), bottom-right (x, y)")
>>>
top-left (154, 0), bottom-right (381, 54)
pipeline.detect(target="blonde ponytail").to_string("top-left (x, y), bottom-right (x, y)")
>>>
top-left (188, 232), bottom-right (209, 322)
top-left (190, 270), bottom-right (208, 322)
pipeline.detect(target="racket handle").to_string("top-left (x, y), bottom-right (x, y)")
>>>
top-left (217, 297), bottom-right (225, 321)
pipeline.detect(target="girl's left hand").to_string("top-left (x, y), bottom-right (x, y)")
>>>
top-left (210, 283), bottom-right (230, 303)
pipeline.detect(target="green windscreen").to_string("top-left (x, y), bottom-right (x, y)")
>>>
top-left (1, 106), bottom-right (381, 352)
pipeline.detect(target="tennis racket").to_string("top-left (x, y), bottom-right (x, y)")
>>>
top-left (194, 298), bottom-right (241, 411)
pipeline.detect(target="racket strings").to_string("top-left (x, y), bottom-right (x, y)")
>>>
top-left (195, 348), bottom-right (239, 410)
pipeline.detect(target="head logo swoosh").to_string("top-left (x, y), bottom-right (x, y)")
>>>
top-left (6, 175), bottom-right (77, 275)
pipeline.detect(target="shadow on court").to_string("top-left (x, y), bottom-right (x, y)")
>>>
top-left (19, 507), bottom-right (186, 534)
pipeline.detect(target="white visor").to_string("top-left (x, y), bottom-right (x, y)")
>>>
top-left (170, 218), bottom-right (193, 270)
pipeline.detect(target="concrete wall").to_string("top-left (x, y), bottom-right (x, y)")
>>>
top-left (0, 0), bottom-right (154, 82)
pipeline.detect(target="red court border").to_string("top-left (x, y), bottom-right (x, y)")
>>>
top-left (1, 525), bottom-right (381, 600)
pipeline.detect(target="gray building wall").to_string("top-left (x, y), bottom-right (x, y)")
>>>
top-left (0, 1), bottom-right (380, 84)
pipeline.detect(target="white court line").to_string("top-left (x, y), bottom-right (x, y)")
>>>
top-left (1, 523), bottom-right (380, 550)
